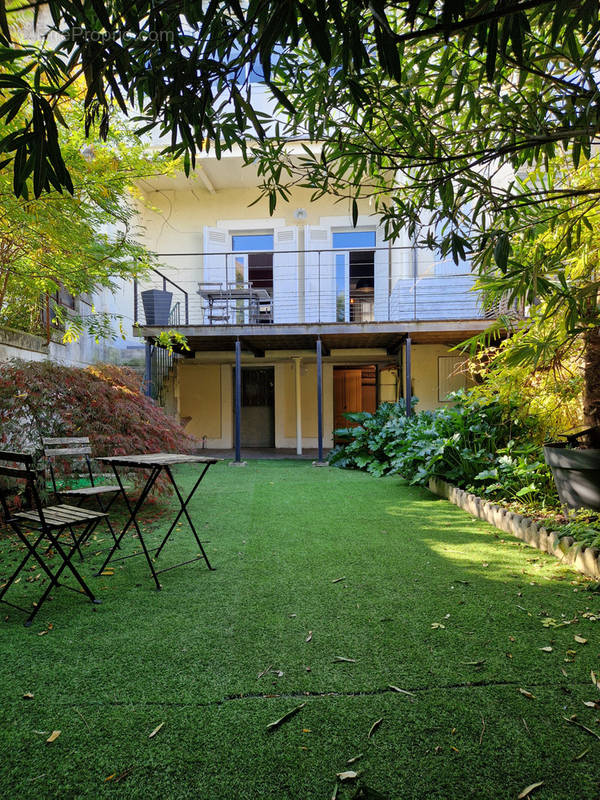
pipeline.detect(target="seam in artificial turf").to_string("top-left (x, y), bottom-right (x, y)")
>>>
top-left (48, 679), bottom-right (592, 710)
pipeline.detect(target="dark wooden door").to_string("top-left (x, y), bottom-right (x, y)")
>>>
top-left (240, 367), bottom-right (275, 447)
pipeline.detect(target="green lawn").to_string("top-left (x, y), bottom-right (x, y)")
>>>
top-left (0, 460), bottom-right (598, 799)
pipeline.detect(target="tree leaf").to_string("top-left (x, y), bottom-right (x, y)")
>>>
top-left (46, 730), bottom-right (61, 743)
top-left (388, 685), bottom-right (416, 697)
top-left (517, 781), bottom-right (544, 798)
top-left (368, 718), bottom-right (383, 738)
top-left (518, 689), bottom-right (535, 699)
top-left (336, 771), bottom-right (358, 781)
top-left (148, 722), bottom-right (164, 739)
top-left (266, 702), bottom-right (306, 732)
top-left (333, 656), bottom-right (356, 663)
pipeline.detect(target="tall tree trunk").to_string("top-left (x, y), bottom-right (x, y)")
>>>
top-left (583, 328), bottom-right (600, 445)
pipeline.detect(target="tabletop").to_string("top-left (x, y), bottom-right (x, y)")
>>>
top-left (97, 453), bottom-right (221, 468)
top-left (197, 287), bottom-right (271, 301)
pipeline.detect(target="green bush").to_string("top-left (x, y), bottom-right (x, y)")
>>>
top-left (329, 390), bottom-right (558, 507)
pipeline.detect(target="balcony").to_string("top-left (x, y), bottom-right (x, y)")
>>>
top-left (134, 245), bottom-right (494, 332)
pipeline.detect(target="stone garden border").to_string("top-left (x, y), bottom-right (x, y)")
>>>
top-left (428, 477), bottom-right (600, 580)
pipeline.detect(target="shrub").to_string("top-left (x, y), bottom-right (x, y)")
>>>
top-left (0, 359), bottom-right (198, 491)
top-left (329, 390), bottom-right (558, 507)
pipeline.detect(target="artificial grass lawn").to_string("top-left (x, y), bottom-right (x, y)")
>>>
top-left (0, 460), bottom-right (598, 800)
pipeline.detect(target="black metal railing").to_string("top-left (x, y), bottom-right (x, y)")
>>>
top-left (148, 343), bottom-right (175, 405)
top-left (134, 267), bottom-right (189, 326)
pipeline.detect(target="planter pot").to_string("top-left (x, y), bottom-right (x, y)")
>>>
top-left (141, 289), bottom-right (172, 326)
top-left (544, 442), bottom-right (600, 511)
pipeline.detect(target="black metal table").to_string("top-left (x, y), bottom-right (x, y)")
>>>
top-left (95, 453), bottom-right (220, 589)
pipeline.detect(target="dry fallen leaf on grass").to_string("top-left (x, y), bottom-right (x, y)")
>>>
top-left (518, 689), bottom-right (535, 700)
top-left (539, 646), bottom-right (553, 652)
top-left (336, 771), bottom-right (358, 782)
top-left (563, 716), bottom-right (600, 741)
top-left (346, 753), bottom-right (363, 765)
top-left (46, 730), bottom-right (61, 743)
top-left (266, 703), bottom-right (306, 732)
top-left (591, 670), bottom-right (600, 690)
top-left (574, 635), bottom-right (588, 644)
top-left (517, 780), bottom-right (544, 798)
top-left (22, 692), bottom-right (34, 699)
top-left (332, 577), bottom-right (346, 583)
top-left (148, 722), bottom-right (164, 739)
top-left (333, 656), bottom-right (356, 663)
top-left (388, 685), bottom-right (416, 697)
top-left (305, 631), bottom-right (313, 643)
top-left (368, 718), bottom-right (383, 739)
top-left (431, 622), bottom-right (445, 629)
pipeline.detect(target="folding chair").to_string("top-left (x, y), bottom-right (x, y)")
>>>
top-left (198, 282), bottom-right (231, 324)
top-left (42, 437), bottom-right (123, 554)
top-left (0, 451), bottom-right (104, 626)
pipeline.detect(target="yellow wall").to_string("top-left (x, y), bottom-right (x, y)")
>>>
top-left (409, 344), bottom-right (470, 411)
top-left (173, 346), bottom-right (467, 449)
top-left (379, 366), bottom-right (398, 404)
top-left (178, 362), bottom-right (232, 446)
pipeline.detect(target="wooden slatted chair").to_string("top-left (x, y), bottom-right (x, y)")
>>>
top-left (42, 437), bottom-right (122, 553)
top-left (0, 451), bottom-right (103, 626)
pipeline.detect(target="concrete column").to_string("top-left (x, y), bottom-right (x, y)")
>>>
top-left (293, 357), bottom-right (302, 455)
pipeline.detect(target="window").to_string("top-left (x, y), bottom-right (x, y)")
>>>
top-left (332, 230), bottom-right (376, 249)
top-left (232, 233), bottom-right (274, 252)
top-left (333, 230), bottom-right (376, 322)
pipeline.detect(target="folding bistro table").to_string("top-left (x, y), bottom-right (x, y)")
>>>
top-left (95, 453), bottom-right (220, 589)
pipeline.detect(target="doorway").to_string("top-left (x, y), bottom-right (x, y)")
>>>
top-left (239, 367), bottom-right (275, 447)
top-left (333, 365), bottom-right (377, 433)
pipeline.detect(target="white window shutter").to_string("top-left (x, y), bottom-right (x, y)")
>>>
top-left (304, 226), bottom-right (332, 322)
top-left (202, 227), bottom-right (228, 286)
top-left (273, 226), bottom-right (299, 323)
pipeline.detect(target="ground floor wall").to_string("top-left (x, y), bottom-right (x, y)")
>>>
top-left (173, 343), bottom-right (471, 450)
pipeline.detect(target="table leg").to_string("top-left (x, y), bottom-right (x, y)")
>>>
top-left (154, 464), bottom-right (214, 570)
top-left (96, 465), bottom-right (163, 590)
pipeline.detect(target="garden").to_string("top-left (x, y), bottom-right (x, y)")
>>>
top-left (0, 459), bottom-right (599, 800)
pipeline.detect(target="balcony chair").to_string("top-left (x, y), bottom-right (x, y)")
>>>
top-left (198, 281), bottom-right (231, 324)
top-left (0, 451), bottom-right (104, 626)
top-left (42, 437), bottom-right (123, 553)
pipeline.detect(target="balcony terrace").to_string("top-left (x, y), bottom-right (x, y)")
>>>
top-left (133, 245), bottom-right (502, 355)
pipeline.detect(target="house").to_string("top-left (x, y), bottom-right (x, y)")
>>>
top-left (133, 143), bottom-right (493, 455)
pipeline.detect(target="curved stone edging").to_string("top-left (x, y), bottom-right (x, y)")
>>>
top-left (428, 477), bottom-right (600, 580)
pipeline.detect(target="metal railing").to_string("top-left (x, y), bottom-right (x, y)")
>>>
top-left (133, 246), bottom-right (502, 327)
top-left (134, 267), bottom-right (189, 326)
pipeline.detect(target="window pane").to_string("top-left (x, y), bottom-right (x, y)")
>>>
top-left (336, 253), bottom-right (346, 322)
top-left (232, 234), bottom-right (274, 251)
top-left (332, 230), bottom-right (376, 249)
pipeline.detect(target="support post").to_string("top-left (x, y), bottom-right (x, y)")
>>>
top-left (233, 337), bottom-right (243, 464)
top-left (144, 341), bottom-right (152, 398)
top-left (313, 338), bottom-right (327, 466)
top-left (293, 357), bottom-right (302, 455)
top-left (405, 335), bottom-right (412, 417)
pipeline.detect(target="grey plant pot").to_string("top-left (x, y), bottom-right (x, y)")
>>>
top-left (141, 289), bottom-right (172, 326)
top-left (544, 443), bottom-right (600, 511)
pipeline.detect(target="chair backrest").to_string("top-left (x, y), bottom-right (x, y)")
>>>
top-left (0, 451), bottom-right (40, 522)
top-left (42, 437), bottom-right (93, 493)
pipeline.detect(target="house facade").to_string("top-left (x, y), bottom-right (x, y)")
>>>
top-left (133, 148), bottom-right (493, 453)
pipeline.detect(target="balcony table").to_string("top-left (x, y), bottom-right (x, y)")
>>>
top-left (197, 286), bottom-right (272, 324)
top-left (95, 453), bottom-right (220, 589)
